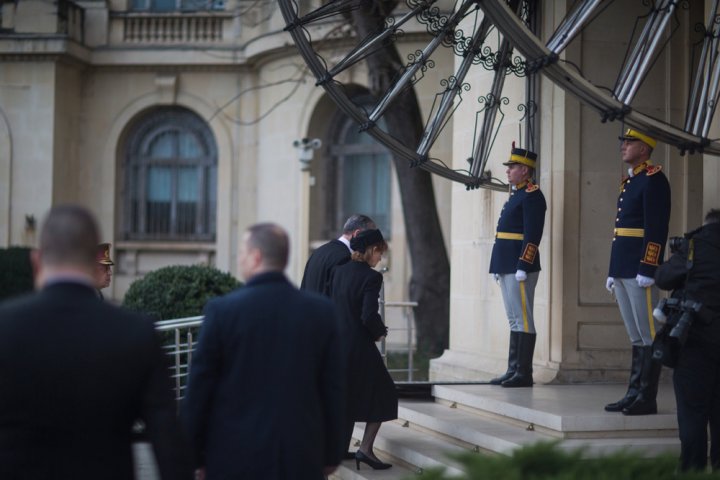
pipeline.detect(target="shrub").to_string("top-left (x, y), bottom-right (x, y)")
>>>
top-left (415, 441), bottom-right (719, 480)
top-left (0, 247), bottom-right (34, 301)
top-left (122, 264), bottom-right (241, 320)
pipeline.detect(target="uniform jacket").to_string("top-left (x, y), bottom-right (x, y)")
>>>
top-left (0, 281), bottom-right (192, 480)
top-left (300, 239), bottom-right (350, 296)
top-left (489, 181), bottom-right (547, 274)
top-left (182, 272), bottom-right (345, 480)
top-left (609, 161), bottom-right (671, 278)
top-left (655, 222), bottom-right (720, 345)
top-left (330, 261), bottom-right (397, 423)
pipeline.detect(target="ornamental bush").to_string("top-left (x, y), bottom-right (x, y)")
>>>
top-left (122, 264), bottom-right (241, 320)
top-left (0, 247), bottom-right (34, 301)
top-left (415, 441), bottom-right (718, 480)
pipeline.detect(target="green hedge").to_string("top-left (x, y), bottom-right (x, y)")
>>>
top-left (122, 264), bottom-right (241, 320)
top-left (415, 441), bottom-right (718, 480)
top-left (0, 247), bottom-right (34, 301)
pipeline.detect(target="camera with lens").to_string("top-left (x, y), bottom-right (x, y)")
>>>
top-left (668, 236), bottom-right (686, 254)
top-left (653, 297), bottom-right (702, 346)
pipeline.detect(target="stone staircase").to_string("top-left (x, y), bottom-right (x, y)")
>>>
top-left (332, 383), bottom-right (679, 479)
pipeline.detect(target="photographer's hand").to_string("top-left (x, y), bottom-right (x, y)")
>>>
top-left (636, 274), bottom-right (655, 288)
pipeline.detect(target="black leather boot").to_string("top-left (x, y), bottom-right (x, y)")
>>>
top-left (490, 331), bottom-right (520, 385)
top-left (623, 346), bottom-right (661, 415)
top-left (604, 345), bottom-right (642, 412)
top-left (501, 333), bottom-right (536, 388)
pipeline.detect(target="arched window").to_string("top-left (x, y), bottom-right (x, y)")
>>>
top-left (329, 107), bottom-right (392, 238)
top-left (123, 108), bottom-right (217, 241)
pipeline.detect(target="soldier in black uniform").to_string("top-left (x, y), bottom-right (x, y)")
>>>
top-left (488, 147), bottom-right (546, 388)
top-left (604, 129), bottom-right (671, 415)
top-left (655, 209), bottom-right (720, 472)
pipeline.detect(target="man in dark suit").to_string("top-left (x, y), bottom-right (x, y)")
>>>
top-left (183, 223), bottom-right (345, 480)
top-left (300, 214), bottom-right (376, 296)
top-left (0, 205), bottom-right (192, 480)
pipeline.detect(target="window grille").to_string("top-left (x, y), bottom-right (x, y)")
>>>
top-left (328, 99), bottom-right (392, 238)
top-left (123, 108), bottom-right (217, 241)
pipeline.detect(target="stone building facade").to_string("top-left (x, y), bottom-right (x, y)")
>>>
top-left (1, 0), bottom-right (718, 383)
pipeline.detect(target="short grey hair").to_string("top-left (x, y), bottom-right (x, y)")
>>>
top-left (342, 214), bottom-right (376, 234)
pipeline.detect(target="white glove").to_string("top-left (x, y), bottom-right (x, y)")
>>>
top-left (605, 277), bottom-right (614, 292)
top-left (515, 270), bottom-right (527, 282)
top-left (493, 273), bottom-right (500, 283)
top-left (636, 274), bottom-right (655, 288)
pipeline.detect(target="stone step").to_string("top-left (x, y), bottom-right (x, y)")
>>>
top-left (432, 384), bottom-right (678, 437)
top-left (398, 399), bottom-right (679, 458)
top-left (397, 399), bottom-right (554, 455)
top-left (330, 455), bottom-right (416, 480)
top-left (348, 421), bottom-right (469, 477)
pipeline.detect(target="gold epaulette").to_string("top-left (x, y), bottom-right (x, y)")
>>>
top-left (526, 182), bottom-right (539, 192)
top-left (646, 165), bottom-right (663, 176)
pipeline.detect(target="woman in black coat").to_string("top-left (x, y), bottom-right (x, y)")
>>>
top-left (330, 229), bottom-right (398, 470)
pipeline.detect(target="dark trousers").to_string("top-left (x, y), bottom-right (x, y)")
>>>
top-left (673, 336), bottom-right (720, 472)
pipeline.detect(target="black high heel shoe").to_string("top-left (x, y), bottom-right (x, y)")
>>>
top-left (355, 450), bottom-right (392, 470)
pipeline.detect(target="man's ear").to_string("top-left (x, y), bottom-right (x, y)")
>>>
top-left (30, 249), bottom-right (42, 290)
top-left (250, 247), bottom-right (263, 270)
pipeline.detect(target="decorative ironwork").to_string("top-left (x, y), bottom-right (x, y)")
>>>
top-left (683, 0), bottom-right (720, 148)
top-left (613, 0), bottom-right (679, 105)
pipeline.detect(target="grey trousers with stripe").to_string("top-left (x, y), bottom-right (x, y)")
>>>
top-left (614, 277), bottom-right (659, 346)
top-left (498, 272), bottom-right (539, 334)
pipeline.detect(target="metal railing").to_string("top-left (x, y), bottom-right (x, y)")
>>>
top-left (155, 316), bottom-right (203, 401)
top-left (155, 297), bottom-right (418, 400)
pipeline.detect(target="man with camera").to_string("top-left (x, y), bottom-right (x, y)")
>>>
top-left (655, 208), bottom-right (720, 472)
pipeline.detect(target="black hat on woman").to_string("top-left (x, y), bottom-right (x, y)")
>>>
top-left (350, 229), bottom-right (385, 253)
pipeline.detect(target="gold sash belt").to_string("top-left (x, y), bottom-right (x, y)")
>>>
top-left (496, 232), bottom-right (524, 240)
top-left (614, 228), bottom-right (644, 237)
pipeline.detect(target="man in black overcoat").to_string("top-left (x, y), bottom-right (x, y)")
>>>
top-left (655, 208), bottom-right (720, 472)
top-left (0, 205), bottom-right (192, 480)
top-left (300, 214), bottom-right (375, 296)
top-left (183, 223), bottom-right (345, 480)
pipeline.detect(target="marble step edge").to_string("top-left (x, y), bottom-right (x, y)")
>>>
top-left (351, 420), bottom-right (469, 477)
top-left (398, 400), bottom-right (679, 457)
top-left (432, 385), bottom-right (678, 435)
top-left (397, 400), bottom-right (556, 455)
top-left (330, 456), bottom-right (417, 480)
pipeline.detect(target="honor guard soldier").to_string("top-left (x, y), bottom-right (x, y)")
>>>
top-left (488, 146), bottom-right (547, 388)
top-left (605, 128), bottom-right (671, 415)
top-left (94, 242), bottom-right (114, 300)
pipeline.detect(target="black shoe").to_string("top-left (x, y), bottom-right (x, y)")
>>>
top-left (343, 451), bottom-right (356, 460)
top-left (355, 450), bottom-right (391, 470)
top-left (501, 372), bottom-right (533, 388)
top-left (622, 398), bottom-right (657, 415)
